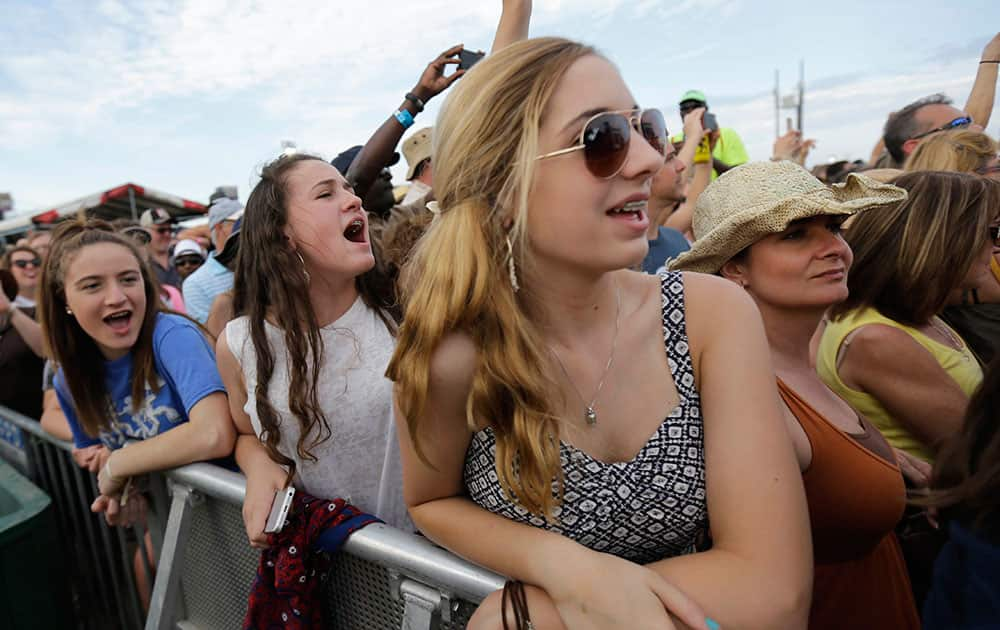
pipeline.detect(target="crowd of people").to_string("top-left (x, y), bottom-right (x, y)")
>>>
top-left (1, 2), bottom-right (999, 628)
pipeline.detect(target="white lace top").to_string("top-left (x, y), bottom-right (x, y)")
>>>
top-left (225, 297), bottom-right (411, 531)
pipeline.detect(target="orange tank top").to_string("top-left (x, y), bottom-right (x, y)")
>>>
top-left (777, 380), bottom-right (919, 630)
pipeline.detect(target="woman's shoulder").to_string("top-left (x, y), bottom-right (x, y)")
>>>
top-left (152, 312), bottom-right (214, 353)
top-left (675, 271), bottom-right (760, 324)
top-left (428, 331), bottom-right (477, 395)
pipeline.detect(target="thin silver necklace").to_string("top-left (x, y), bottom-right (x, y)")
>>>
top-left (549, 280), bottom-right (621, 427)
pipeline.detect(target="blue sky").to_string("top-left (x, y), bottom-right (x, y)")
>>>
top-left (1, 0), bottom-right (998, 214)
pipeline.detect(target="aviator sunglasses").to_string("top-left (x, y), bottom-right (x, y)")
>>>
top-left (536, 108), bottom-right (668, 179)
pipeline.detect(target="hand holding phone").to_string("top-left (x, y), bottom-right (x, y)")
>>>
top-left (702, 112), bottom-right (719, 132)
top-left (458, 48), bottom-right (486, 71)
top-left (264, 487), bottom-right (296, 534)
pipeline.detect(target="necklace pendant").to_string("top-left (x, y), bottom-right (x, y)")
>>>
top-left (584, 407), bottom-right (598, 426)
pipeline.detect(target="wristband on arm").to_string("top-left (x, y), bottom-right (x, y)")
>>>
top-left (394, 108), bottom-right (415, 129)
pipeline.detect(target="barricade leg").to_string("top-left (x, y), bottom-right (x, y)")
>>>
top-left (146, 482), bottom-right (197, 630)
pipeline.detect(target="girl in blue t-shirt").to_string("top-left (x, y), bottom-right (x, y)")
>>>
top-left (39, 218), bottom-right (235, 525)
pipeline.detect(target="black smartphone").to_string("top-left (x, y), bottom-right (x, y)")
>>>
top-left (458, 49), bottom-right (485, 71)
top-left (703, 112), bottom-right (719, 132)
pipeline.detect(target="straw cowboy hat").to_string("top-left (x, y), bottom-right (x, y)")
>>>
top-left (669, 161), bottom-right (907, 274)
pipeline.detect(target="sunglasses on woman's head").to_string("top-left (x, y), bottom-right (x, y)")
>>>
top-left (536, 108), bottom-right (668, 179)
top-left (12, 258), bottom-right (42, 269)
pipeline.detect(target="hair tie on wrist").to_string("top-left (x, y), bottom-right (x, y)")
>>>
top-left (404, 92), bottom-right (425, 112)
top-left (980, 60), bottom-right (1000, 64)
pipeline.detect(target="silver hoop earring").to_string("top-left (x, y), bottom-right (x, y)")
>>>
top-left (295, 250), bottom-right (311, 284)
top-left (505, 235), bottom-right (520, 293)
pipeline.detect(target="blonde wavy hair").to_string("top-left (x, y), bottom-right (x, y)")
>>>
top-left (904, 129), bottom-right (998, 174)
top-left (386, 38), bottom-right (599, 517)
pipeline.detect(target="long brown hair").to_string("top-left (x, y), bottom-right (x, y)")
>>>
top-left (37, 218), bottom-right (164, 437)
top-left (831, 171), bottom-right (1000, 325)
top-left (232, 153), bottom-right (395, 479)
top-left (387, 38), bottom-right (600, 517)
top-left (926, 355), bottom-right (1000, 535)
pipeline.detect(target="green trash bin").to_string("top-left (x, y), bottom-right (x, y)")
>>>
top-left (0, 458), bottom-right (73, 630)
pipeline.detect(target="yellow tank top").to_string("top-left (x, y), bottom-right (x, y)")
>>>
top-left (816, 307), bottom-right (983, 463)
top-left (991, 255), bottom-right (1000, 285)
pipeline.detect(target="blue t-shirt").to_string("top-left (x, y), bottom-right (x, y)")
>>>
top-left (642, 226), bottom-right (690, 274)
top-left (55, 313), bottom-right (226, 449)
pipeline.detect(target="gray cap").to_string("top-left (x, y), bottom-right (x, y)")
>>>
top-left (208, 198), bottom-right (244, 230)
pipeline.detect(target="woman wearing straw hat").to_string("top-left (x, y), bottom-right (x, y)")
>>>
top-left (670, 160), bottom-right (921, 630)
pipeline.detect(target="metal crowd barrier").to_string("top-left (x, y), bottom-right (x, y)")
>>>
top-left (0, 405), bottom-right (505, 629)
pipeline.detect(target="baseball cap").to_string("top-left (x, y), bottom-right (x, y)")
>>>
top-left (208, 198), bottom-right (244, 230)
top-left (214, 217), bottom-right (242, 268)
top-left (171, 239), bottom-right (206, 263)
top-left (679, 89), bottom-right (707, 105)
top-left (140, 207), bottom-right (172, 227)
top-left (403, 127), bottom-right (433, 180)
top-left (331, 145), bottom-right (400, 176)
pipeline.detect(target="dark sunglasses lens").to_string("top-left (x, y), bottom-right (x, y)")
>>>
top-left (583, 114), bottom-right (630, 177)
top-left (640, 109), bottom-right (668, 156)
top-left (990, 226), bottom-right (1000, 244)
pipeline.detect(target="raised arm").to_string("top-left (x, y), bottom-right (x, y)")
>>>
top-left (649, 274), bottom-right (813, 630)
top-left (674, 107), bottom-right (707, 173)
top-left (346, 45), bottom-right (465, 198)
top-left (491, 0), bottom-right (532, 53)
top-left (965, 32), bottom-right (1000, 129)
top-left (664, 161), bottom-right (711, 241)
top-left (0, 291), bottom-right (45, 357)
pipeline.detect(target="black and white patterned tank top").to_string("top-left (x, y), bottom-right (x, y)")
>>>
top-left (463, 272), bottom-right (707, 565)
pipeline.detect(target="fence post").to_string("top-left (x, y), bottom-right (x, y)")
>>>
top-left (146, 482), bottom-right (197, 630)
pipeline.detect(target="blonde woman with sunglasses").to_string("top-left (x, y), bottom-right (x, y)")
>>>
top-left (387, 38), bottom-right (811, 630)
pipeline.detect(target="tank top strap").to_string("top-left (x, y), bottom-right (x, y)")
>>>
top-left (658, 271), bottom-right (697, 401)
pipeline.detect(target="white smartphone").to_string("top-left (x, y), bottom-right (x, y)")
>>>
top-left (264, 487), bottom-right (295, 534)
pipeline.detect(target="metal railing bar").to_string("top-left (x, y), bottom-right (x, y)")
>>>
top-left (0, 404), bottom-right (73, 451)
top-left (112, 521), bottom-right (148, 629)
top-left (343, 524), bottom-right (505, 602)
top-left (163, 464), bottom-right (505, 600)
top-left (2, 405), bottom-right (506, 616)
top-left (41, 438), bottom-right (119, 629)
top-left (145, 484), bottom-right (195, 630)
top-left (88, 473), bottom-right (136, 630)
top-left (132, 521), bottom-right (155, 618)
top-left (65, 447), bottom-right (119, 627)
top-left (166, 463), bottom-right (244, 505)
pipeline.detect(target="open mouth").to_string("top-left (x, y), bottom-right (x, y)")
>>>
top-left (103, 310), bottom-right (133, 333)
top-left (344, 218), bottom-right (366, 243)
top-left (606, 200), bottom-right (647, 221)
